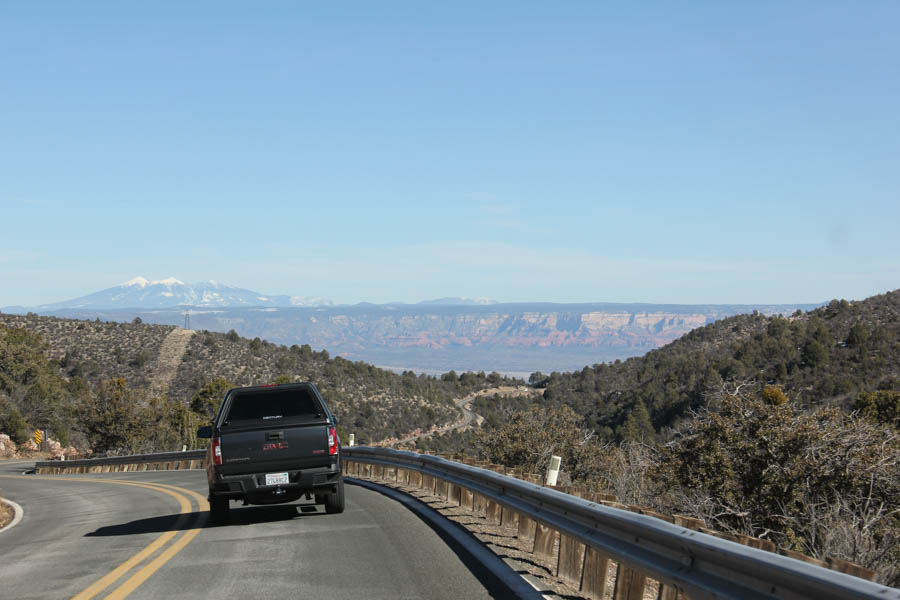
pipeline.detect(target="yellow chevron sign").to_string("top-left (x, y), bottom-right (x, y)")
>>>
top-left (34, 430), bottom-right (42, 445)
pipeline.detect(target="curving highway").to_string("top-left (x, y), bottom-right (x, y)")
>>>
top-left (0, 459), bottom-right (531, 599)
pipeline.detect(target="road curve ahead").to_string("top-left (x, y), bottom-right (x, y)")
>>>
top-left (0, 460), bottom-right (524, 599)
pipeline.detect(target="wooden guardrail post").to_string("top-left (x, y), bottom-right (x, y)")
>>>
top-left (484, 499), bottom-right (502, 524)
top-left (826, 557), bottom-right (877, 581)
top-left (557, 533), bottom-right (586, 586)
top-left (473, 492), bottom-right (488, 516)
top-left (657, 582), bottom-right (680, 600)
top-left (413, 469), bottom-right (423, 488)
top-left (448, 483), bottom-right (461, 505)
top-left (460, 486), bottom-right (474, 510)
top-left (435, 478), bottom-right (449, 500)
top-left (580, 546), bottom-right (611, 600)
top-left (517, 514), bottom-right (536, 543)
top-left (500, 506), bottom-right (517, 530)
top-left (612, 562), bottom-right (646, 600)
top-left (532, 521), bottom-right (558, 561)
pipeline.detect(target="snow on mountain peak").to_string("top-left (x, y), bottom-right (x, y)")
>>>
top-left (123, 276), bottom-right (150, 287)
top-left (33, 278), bottom-right (334, 310)
top-left (121, 276), bottom-right (184, 288)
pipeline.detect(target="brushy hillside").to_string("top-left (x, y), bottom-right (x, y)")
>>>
top-left (0, 313), bottom-right (517, 452)
top-left (530, 289), bottom-right (900, 439)
top-left (0, 313), bottom-right (171, 390)
top-left (415, 290), bottom-right (900, 584)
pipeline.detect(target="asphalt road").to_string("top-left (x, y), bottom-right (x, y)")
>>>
top-left (0, 459), bottom-right (529, 599)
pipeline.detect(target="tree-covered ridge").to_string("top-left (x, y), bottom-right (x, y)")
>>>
top-left (0, 313), bottom-right (519, 452)
top-left (171, 329), bottom-right (518, 442)
top-left (534, 289), bottom-right (900, 439)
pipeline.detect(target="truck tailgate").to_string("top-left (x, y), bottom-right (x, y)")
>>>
top-left (219, 422), bottom-right (330, 475)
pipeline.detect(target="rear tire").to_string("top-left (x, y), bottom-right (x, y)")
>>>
top-left (209, 495), bottom-right (230, 523)
top-left (324, 478), bottom-right (345, 514)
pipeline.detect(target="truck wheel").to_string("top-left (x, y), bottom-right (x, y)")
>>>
top-left (324, 479), bottom-right (345, 514)
top-left (209, 495), bottom-right (230, 523)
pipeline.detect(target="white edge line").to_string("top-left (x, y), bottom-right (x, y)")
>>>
top-left (0, 497), bottom-right (24, 533)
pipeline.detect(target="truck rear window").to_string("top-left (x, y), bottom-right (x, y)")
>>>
top-left (222, 387), bottom-right (324, 427)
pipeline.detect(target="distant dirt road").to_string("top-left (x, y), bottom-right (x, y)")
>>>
top-left (150, 328), bottom-right (195, 396)
top-left (389, 385), bottom-right (538, 446)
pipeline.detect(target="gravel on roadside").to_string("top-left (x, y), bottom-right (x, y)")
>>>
top-left (376, 479), bottom-right (611, 600)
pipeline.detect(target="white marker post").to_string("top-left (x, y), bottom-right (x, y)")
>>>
top-left (546, 455), bottom-right (561, 486)
top-left (349, 434), bottom-right (355, 447)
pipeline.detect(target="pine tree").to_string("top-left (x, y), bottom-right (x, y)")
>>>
top-left (619, 399), bottom-right (655, 442)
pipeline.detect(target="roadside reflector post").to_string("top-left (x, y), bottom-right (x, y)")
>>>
top-left (349, 434), bottom-right (355, 447)
top-left (546, 455), bottom-right (561, 486)
top-left (182, 445), bottom-right (187, 452)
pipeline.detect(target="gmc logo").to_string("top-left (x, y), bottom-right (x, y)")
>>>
top-left (262, 442), bottom-right (289, 451)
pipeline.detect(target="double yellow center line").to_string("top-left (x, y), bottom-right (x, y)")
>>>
top-left (72, 478), bottom-right (210, 600)
top-left (1, 474), bottom-right (209, 599)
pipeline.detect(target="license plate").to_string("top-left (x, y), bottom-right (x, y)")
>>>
top-left (265, 472), bottom-right (289, 486)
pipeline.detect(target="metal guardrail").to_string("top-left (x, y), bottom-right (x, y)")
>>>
top-left (34, 450), bottom-right (206, 472)
top-left (31, 446), bottom-right (899, 598)
top-left (344, 446), bottom-right (900, 600)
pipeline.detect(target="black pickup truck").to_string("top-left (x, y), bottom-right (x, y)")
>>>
top-left (197, 382), bottom-right (344, 522)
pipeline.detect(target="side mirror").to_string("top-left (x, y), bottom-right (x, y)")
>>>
top-left (197, 426), bottom-right (212, 439)
top-left (331, 415), bottom-right (339, 425)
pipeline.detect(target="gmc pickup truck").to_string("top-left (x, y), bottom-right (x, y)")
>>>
top-left (197, 382), bottom-right (344, 522)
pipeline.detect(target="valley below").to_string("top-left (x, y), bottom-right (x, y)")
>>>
top-left (33, 301), bottom-right (819, 373)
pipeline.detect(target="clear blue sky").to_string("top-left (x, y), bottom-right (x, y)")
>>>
top-left (2, 2), bottom-right (898, 306)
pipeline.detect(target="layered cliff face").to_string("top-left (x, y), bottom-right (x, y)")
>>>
top-left (304, 310), bottom-right (715, 350)
top-left (35, 302), bottom-right (817, 374)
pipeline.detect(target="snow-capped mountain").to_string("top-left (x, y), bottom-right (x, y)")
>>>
top-left (32, 277), bottom-right (334, 310)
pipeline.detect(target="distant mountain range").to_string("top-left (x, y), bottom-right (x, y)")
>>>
top-left (2, 279), bottom-right (822, 374)
top-left (6, 277), bottom-right (334, 311)
top-left (2, 277), bottom-right (500, 312)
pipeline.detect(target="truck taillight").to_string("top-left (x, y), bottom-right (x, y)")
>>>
top-left (328, 427), bottom-right (338, 456)
top-left (212, 437), bottom-right (223, 465)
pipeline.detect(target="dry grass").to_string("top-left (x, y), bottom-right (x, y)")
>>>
top-left (0, 498), bottom-right (14, 529)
